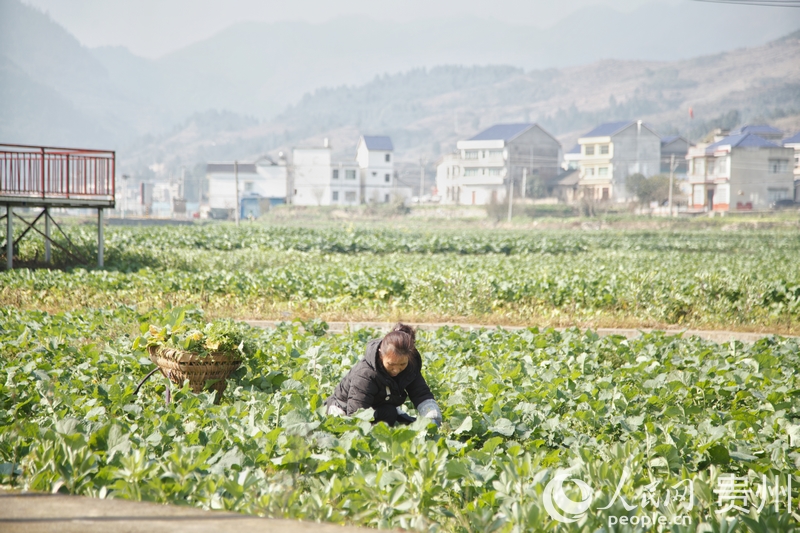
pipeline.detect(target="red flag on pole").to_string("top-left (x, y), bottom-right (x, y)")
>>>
top-left (689, 107), bottom-right (694, 119)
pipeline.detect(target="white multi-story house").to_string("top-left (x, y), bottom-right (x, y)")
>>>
top-left (436, 123), bottom-right (561, 205)
top-left (783, 131), bottom-right (800, 201)
top-left (357, 135), bottom-right (396, 204)
top-left (206, 158), bottom-right (288, 219)
top-left (293, 135), bottom-right (404, 206)
top-left (686, 132), bottom-right (795, 211)
top-left (576, 120), bottom-right (661, 202)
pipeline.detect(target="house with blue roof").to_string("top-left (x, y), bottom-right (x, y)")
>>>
top-left (435, 123), bottom-right (561, 205)
top-left (356, 135), bottom-right (397, 204)
top-left (686, 131), bottom-right (795, 211)
top-left (576, 120), bottom-right (661, 203)
top-left (729, 125), bottom-right (784, 142)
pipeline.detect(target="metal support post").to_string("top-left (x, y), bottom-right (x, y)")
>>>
top-left (44, 208), bottom-right (51, 263)
top-left (97, 208), bottom-right (104, 268)
top-left (6, 206), bottom-right (12, 270)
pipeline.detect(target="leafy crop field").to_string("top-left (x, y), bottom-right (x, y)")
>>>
top-left (2, 224), bottom-right (800, 332)
top-left (1, 307), bottom-right (798, 531)
top-left (2, 222), bottom-right (800, 531)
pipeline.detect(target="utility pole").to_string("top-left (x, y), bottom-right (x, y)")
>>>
top-left (521, 168), bottom-right (527, 199)
top-left (668, 153), bottom-right (678, 217)
top-left (234, 160), bottom-right (240, 225)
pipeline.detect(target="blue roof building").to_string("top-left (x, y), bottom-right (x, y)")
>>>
top-left (686, 129), bottom-right (795, 211)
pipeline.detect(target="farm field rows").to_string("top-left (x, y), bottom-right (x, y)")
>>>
top-left (2, 222), bottom-right (800, 531)
top-left (1, 224), bottom-right (800, 333)
top-left (1, 306), bottom-right (799, 531)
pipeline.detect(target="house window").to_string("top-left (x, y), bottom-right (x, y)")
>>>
top-left (244, 182), bottom-right (254, 192)
top-left (385, 154), bottom-right (391, 162)
top-left (696, 159), bottom-right (705, 175)
top-left (598, 167), bottom-right (609, 176)
top-left (345, 170), bottom-right (356, 180)
top-left (372, 171), bottom-right (377, 177)
top-left (769, 159), bottom-right (789, 173)
top-left (585, 167), bottom-right (595, 176)
top-left (385, 173), bottom-right (391, 183)
top-left (385, 194), bottom-right (390, 203)
top-left (768, 188), bottom-right (789, 202)
top-left (585, 145), bottom-right (595, 156)
top-left (602, 188), bottom-right (609, 200)
top-left (332, 191), bottom-right (339, 201)
top-left (332, 169), bottom-right (339, 179)
top-left (599, 145), bottom-right (609, 155)
top-left (489, 150), bottom-right (503, 159)
top-left (488, 168), bottom-right (501, 176)
top-left (464, 168), bottom-right (479, 177)
top-left (345, 191), bottom-right (357, 202)
top-left (464, 150), bottom-right (479, 160)
top-left (718, 157), bottom-right (727, 174)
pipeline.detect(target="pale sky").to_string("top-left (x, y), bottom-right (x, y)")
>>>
top-left (23, 0), bottom-right (676, 58)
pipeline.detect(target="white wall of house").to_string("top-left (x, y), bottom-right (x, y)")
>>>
top-left (688, 143), bottom-right (794, 211)
top-left (207, 163), bottom-right (288, 212)
top-left (356, 137), bottom-right (395, 204)
top-left (578, 122), bottom-right (661, 203)
top-left (439, 124), bottom-right (560, 205)
top-left (293, 148), bottom-right (334, 206)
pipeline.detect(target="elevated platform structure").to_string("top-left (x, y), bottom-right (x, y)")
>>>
top-left (1, 144), bottom-right (116, 269)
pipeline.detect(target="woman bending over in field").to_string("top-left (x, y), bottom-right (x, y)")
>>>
top-left (325, 323), bottom-right (442, 426)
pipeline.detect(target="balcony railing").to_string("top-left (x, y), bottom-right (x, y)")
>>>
top-left (0, 144), bottom-right (115, 207)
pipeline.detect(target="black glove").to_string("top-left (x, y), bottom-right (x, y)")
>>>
top-left (396, 412), bottom-right (417, 425)
top-left (373, 404), bottom-right (398, 426)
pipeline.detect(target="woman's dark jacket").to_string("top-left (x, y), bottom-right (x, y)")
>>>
top-left (326, 338), bottom-right (434, 424)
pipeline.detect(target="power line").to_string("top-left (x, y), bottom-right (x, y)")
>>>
top-left (693, 0), bottom-right (800, 6)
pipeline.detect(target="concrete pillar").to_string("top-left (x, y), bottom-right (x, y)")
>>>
top-left (5, 206), bottom-right (12, 270)
top-left (97, 208), bottom-right (104, 268)
top-left (44, 208), bottom-right (51, 264)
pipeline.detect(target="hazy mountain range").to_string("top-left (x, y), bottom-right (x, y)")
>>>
top-left (1, 0), bottom-right (799, 180)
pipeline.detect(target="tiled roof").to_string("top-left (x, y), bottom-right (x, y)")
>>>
top-left (468, 123), bottom-right (534, 141)
top-left (705, 133), bottom-right (780, 154)
top-left (783, 131), bottom-right (800, 145)
top-left (362, 136), bottom-right (394, 151)
top-left (730, 125), bottom-right (783, 136)
top-left (581, 121), bottom-right (633, 138)
top-left (566, 144), bottom-right (581, 154)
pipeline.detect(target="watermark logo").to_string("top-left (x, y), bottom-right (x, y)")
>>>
top-left (542, 472), bottom-right (593, 523)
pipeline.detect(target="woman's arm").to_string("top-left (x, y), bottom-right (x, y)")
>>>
top-left (345, 373), bottom-right (378, 415)
top-left (406, 374), bottom-right (442, 426)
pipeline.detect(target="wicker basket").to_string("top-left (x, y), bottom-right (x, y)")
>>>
top-left (148, 345), bottom-right (242, 403)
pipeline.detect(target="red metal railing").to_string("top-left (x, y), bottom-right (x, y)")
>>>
top-left (0, 144), bottom-right (115, 204)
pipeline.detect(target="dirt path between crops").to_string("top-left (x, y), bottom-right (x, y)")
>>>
top-left (0, 490), bottom-right (373, 533)
top-left (245, 320), bottom-right (798, 343)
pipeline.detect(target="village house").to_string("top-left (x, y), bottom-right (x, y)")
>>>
top-left (206, 157), bottom-right (288, 219)
top-left (782, 131), bottom-right (800, 201)
top-left (435, 123), bottom-right (561, 205)
top-left (660, 136), bottom-right (690, 175)
top-left (575, 120), bottom-right (661, 203)
top-left (686, 130), bottom-right (794, 211)
top-left (292, 135), bottom-right (408, 206)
